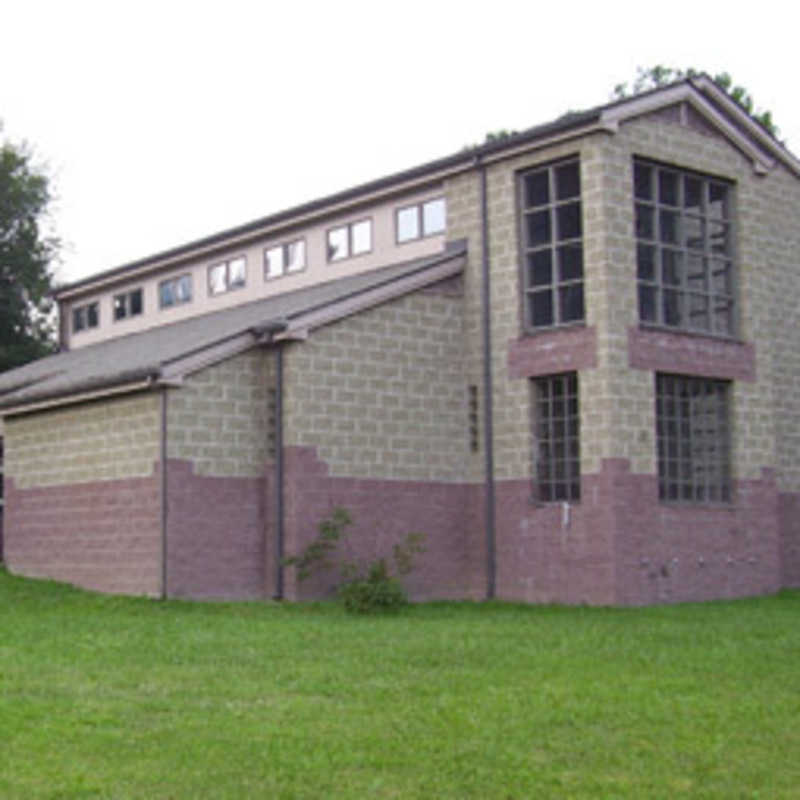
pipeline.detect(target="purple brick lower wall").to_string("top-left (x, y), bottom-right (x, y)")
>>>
top-left (3, 452), bottom-right (792, 604)
top-left (165, 459), bottom-right (267, 600)
top-left (493, 459), bottom-right (782, 605)
top-left (778, 492), bottom-right (800, 588)
top-left (281, 447), bottom-right (483, 602)
top-left (4, 473), bottom-right (161, 596)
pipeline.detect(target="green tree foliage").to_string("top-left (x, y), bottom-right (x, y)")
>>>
top-left (0, 125), bottom-right (58, 372)
top-left (612, 66), bottom-right (779, 138)
top-left (283, 507), bottom-right (426, 613)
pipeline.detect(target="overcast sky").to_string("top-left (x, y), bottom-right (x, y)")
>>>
top-left (2, 1), bottom-right (797, 286)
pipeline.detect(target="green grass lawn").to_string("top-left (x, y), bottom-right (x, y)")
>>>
top-left (1, 569), bottom-right (798, 799)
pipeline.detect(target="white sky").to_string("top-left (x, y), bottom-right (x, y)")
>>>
top-left (2, 0), bottom-right (797, 286)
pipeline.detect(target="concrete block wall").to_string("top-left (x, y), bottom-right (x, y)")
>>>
top-left (280, 285), bottom-right (484, 600)
top-left (166, 350), bottom-right (271, 477)
top-left (164, 350), bottom-right (275, 599)
top-left (3, 393), bottom-right (162, 595)
top-left (444, 104), bottom-right (798, 603)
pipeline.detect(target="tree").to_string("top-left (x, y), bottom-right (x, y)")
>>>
top-left (0, 124), bottom-right (58, 372)
top-left (612, 66), bottom-right (779, 139)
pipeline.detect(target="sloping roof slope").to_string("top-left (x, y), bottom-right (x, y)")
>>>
top-left (0, 243), bottom-right (465, 412)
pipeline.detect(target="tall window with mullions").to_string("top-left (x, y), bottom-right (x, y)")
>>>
top-left (531, 373), bottom-right (580, 501)
top-left (519, 159), bottom-right (584, 330)
top-left (634, 160), bottom-right (734, 336)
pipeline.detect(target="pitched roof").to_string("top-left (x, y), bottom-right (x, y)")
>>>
top-left (54, 76), bottom-right (800, 301)
top-left (0, 242), bottom-right (466, 413)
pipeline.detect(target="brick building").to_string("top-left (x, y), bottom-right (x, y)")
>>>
top-left (1, 77), bottom-right (799, 604)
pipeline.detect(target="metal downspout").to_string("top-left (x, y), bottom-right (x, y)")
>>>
top-left (273, 345), bottom-right (285, 600)
top-left (478, 158), bottom-right (496, 599)
top-left (159, 387), bottom-right (168, 600)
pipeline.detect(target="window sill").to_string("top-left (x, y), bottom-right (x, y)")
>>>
top-left (638, 322), bottom-right (744, 346)
top-left (523, 320), bottom-right (586, 337)
top-left (658, 500), bottom-right (735, 511)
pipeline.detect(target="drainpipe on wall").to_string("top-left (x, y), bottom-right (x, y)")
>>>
top-left (159, 387), bottom-right (168, 600)
top-left (477, 156), bottom-right (497, 600)
top-left (273, 345), bottom-right (285, 600)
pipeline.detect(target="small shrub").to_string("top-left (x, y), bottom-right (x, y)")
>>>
top-left (283, 508), bottom-right (425, 613)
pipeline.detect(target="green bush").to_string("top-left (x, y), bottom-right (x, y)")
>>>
top-left (283, 508), bottom-right (424, 613)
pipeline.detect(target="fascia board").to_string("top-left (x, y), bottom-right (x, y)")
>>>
top-left (158, 330), bottom-right (261, 382)
top-left (600, 84), bottom-right (783, 176)
top-left (691, 76), bottom-right (800, 177)
top-left (273, 255), bottom-right (465, 341)
top-left (1, 378), bottom-right (156, 417)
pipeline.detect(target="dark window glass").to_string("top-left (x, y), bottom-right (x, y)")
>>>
top-left (525, 172), bottom-right (549, 207)
top-left (656, 374), bottom-right (730, 503)
top-left (634, 160), bottom-right (733, 336)
top-left (520, 159), bottom-right (583, 329)
top-left (532, 373), bottom-right (580, 502)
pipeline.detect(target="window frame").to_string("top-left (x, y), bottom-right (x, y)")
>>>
top-left (518, 157), bottom-right (584, 332)
top-left (655, 373), bottom-right (732, 504)
top-left (326, 218), bottom-right (373, 263)
top-left (72, 301), bottom-right (100, 333)
top-left (395, 197), bottom-right (446, 244)
top-left (634, 159), bottom-right (736, 338)
top-left (208, 255), bottom-right (247, 296)
top-left (530, 372), bottom-right (581, 502)
top-left (158, 274), bottom-right (193, 310)
top-left (113, 287), bottom-right (144, 322)
top-left (264, 237), bottom-right (306, 281)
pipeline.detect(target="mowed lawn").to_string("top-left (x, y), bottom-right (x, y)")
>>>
top-left (1, 569), bottom-right (798, 799)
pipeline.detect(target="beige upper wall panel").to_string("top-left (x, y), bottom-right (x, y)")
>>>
top-left (63, 187), bottom-right (447, 349)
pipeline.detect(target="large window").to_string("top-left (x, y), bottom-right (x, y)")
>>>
top-left (531, 373), bottom-right (580, 501)
top-left (635, 160), bottom-right (734, 336)
top-left (265, 238), bottom-right (305, 280)
top-left (327, 219), bottom-right (372, 262)
top-left (519, 159), bottom-right (584, 329)
top-left (655, 374), bottom-right (731, 503)
top-left (159, 274), bottom-right (192, 309)
top-left (113, 288), bottom-right (143, 321)
top-left (396, 198), bottom-right (446, 243)
top-left (72, 302), bottom-right (99, 333)
top-left (208, 256), bottom-right (247, 295)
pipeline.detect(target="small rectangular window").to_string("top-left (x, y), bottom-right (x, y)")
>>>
top-left (113, 288), bottom-right (143, 321)
top-left (208, 256), bottom-right (247, 296)
top-left (72, 301), bottom-right (100, 333)
top-left (327, 219), bottom-right (372, 262)
top-left (265, 238), bottom-right (306, 280)
top-left (656, 373), bottom-right (731, 503)
top-left (396, 197), bottom-right (446, 243)
top-left (531, 373), bottom-right (580, 501)
top-left (159, 274), bottom-right (193, 309)
top-left (468, 385), bottom-right (479, 453)
top-left (520, 160), bottom-right (583, 329)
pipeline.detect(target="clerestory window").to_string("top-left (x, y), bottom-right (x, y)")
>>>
top-left (519, 159), bottom-right (584, 330)
top-left (72, 302), bottom-right (99, 333)
top-left (208, 256), bottom-right (247, 296)
top-left (113, 288), bottom-right (143, 321)
top-left (634, 160), bottom-right (734, 336)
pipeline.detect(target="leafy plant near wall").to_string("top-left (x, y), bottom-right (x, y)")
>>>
top-left (283, 507), bottom-right (425, 613)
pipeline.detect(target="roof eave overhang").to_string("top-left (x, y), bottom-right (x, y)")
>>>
top-left (53, 121), bottom-right (611, 302)
top-left (0, 376), bottom-right (158, 417)
top-left (600, 81), bottom-right (800, 178)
